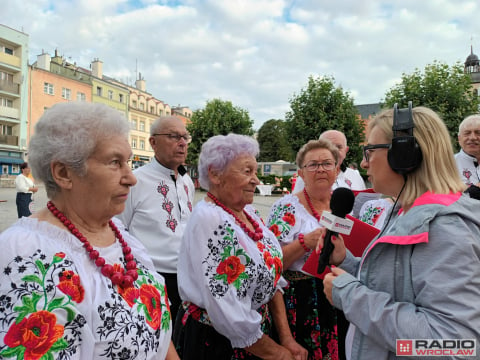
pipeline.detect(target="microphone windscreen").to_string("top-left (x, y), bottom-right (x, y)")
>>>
top-left (330, 187), bottom-right (355, 217)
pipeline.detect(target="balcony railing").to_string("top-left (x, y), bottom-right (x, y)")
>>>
top-left (0, 134), bottom-right (18, 146)
top-left (0, 80), bottom-right (20, 95)
top-left (0, 106), bottom-right (19, 120)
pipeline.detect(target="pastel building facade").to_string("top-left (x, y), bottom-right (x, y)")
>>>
top-left (0, 24), bottom-right (29, 175)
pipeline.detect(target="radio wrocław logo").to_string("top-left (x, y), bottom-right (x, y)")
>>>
top-left (396, 339), bottom-right (476, 357)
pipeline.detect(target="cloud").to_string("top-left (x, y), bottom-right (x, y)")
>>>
top-left (1, 0), bottom-right (479, 129)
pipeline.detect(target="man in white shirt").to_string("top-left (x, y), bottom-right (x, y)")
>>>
top-left (455, 114), bottom-right (480, 187)
top-left (118, 115), bottom-right (195, 326)
top-left (294, 130), bottom-right (366, 193)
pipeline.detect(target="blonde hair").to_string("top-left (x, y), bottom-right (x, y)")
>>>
top-left (368, 106), bottom-right (466, 208)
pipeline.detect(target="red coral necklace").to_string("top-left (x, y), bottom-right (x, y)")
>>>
top-left (47, 201), bottom-right (139, 289)
top-left (207, 192), bottom-right (263, 241)
top-left (303, 189), bottom-right (321, 222)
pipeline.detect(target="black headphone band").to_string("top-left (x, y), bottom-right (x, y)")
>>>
top-left (393, 101), bottom-right (414, 136)
top-left (388, 101), bottom-right (423, 175)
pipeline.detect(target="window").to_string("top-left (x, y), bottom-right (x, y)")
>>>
top-left (132, 100), bottom-right (137, 108)
top-left (139, 103), bottom-right (145, 111)
top-left (132, 138), bottom-right (137, 149)
top-left (130, 119), bottom-right (137, 130)
top-left (3, 47), bottom-right (13, 55)
top-left (0, 124), bottom-right (13, 135)
top-left (108, 90), bottom-right (113, 100)
top-left (158, 109), bottom-right (163, 116)
top-left (139, 121), bottom-right (145, 131)
top-left (0, 97), bottom-right (13, 107)
top-left (139, 139), bottom-right (145, 150)
top-left (0, 71), bottom-right (13, 83)
top-left (62, 87), bottom-right (71, 100)
top-left (96, 86), bottom-right (102, 96)
top-left (119, 94), bottom-right (124, 103)
top-left (44, 82), bottom-right (54, 95)
top-left (77, 92), bottom-right (86, 101)
top-left (150, 106), bottom-right (155, 114)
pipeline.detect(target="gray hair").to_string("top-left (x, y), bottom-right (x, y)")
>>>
top-left (28, 102), bottom-right (130, 198)
top-left (459, 114), bottom-right (480, 133)
top-left (198, 133), bottom-right (259, 190)
top-left (150, 115), bottom-right (181, 136)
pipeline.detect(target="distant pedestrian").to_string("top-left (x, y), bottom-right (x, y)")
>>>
top-left (288, 172), bottom-right (298, 192)
top-left (15, 162), bottom-right (38, 218)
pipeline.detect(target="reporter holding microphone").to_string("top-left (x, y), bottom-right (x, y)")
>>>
top-left (323, 104), bottom-right (480, 359)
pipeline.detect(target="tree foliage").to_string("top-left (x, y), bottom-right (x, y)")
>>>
top-left (257, 119), bottom-right (293, 162)
top-left (383, 61), bottom-right (479, 150)
top-left (186, 98), bottom-right (254, 165)
top-left (285, 75), bottom-right (363, 166)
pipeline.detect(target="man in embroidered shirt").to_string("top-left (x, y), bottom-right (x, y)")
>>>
top-left (118, 115), bottom-right (195, 326)
top-left (455, 114), bottom-right (480, 187)
top-left (294, 130), bottom-right (366, 193)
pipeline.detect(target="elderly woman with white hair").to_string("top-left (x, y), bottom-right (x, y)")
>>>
top-left (174, 134), bottom-right (307, 360)
top-left (0, 103), bottom-right (179, 359)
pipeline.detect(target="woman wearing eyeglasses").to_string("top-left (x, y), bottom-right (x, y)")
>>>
top-left (267, 139), bottom-right (341, 359)
top-left (323, 106), bottom-right (480, 359)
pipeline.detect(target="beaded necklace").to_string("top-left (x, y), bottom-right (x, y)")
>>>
top-left (303, 189), bottom-right (321, 222)
top-left (207, 192), bottom-right (263, 241)
top-left (47, 201), bottom-right (139, 289)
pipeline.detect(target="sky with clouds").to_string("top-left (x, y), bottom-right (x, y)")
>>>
top-left (2, 0), bottom-right (479, 129)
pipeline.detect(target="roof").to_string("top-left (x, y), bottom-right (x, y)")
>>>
top-left (355, 103), bottom-right (382, 119)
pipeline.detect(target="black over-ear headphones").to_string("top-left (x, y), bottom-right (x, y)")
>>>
top-left (387, 101), bottom-right (423, 175)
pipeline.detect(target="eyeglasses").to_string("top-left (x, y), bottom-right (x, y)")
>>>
top-left (363, 144), bottom-right (390, 162)
top-left (303, 161), bottom-right (336, 172)
top-left (152, 133), bottom-right (192, 143)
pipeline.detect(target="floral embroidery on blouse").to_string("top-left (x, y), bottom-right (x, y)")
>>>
top-left (157, 180), bottom-right (178, 232)
top-left (267, 202), bottom-right (296, 240)
top-left (0, 252), bottom-right (81, 359)
top-left (360, 205), bottom-right (385, 226)
top-left (184, 184), bottom-right (193, 212)
top-left (1, 249), bottom-right (171, 359)
top-left (204, 220), bottom-right (283, 305)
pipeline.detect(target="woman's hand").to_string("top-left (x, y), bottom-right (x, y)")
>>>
top-left (328, 234), bottom-right (347, 266)
top-left (281, 337), bottom-right (308, 360)
top-left (304, 227), bottom-right (326, 250)
top-left (323, 266), bottom-right (347, 305)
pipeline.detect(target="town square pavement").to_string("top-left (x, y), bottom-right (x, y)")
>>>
top-left (0, 184), bottom-right (281, 234)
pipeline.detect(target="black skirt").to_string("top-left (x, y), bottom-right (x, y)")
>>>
top-left (173, 302), bottom-right (271, 360)
top-left (16, 192), bottom-right (32, 218)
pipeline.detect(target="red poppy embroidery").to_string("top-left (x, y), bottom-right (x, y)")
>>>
top-left (282, 212), bottom-right (296, 226)
top-left (4, 310), bottom-right (64, 360)
top-left (256, 242), bottom-right (266, 252)
top-left (139, 284), bottom-right (162, 330)
top-left (269, 224), bottom-right (281, 237)
top-left (56, 270), bottom-right (85, 303)
top-left (118, 286), bottom-right (140, 307)
top-left (216, 256), bottom-right (245, 284)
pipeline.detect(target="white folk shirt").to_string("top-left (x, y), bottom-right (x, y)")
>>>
top-left (178, 201), bottom-right (286, 348)
top-left (117, 158), bottom-right (195, 273)
top-left (293, 167), bottom-right (366, 194)
top-left (15, 173), bottom-right (34, 193)
top-left (455, 149), bottom-right (480, 185)
top-left (0, 217), bottom-right (172, 360)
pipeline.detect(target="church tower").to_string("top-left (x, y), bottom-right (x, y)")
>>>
top-left (465, 45), bottom-right (480, 94)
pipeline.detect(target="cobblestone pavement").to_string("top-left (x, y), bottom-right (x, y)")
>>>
top-left (0, 185), bottom-right (281, 233)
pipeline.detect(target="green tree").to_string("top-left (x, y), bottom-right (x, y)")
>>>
top-left (383, 61), bottom-right (479, 150)
top-left (186, 98), bottom-right (254, 165)
top-left (285, 75), bottom-right (363, 166)
top-left (257, 119), bottom-right (293, 162)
